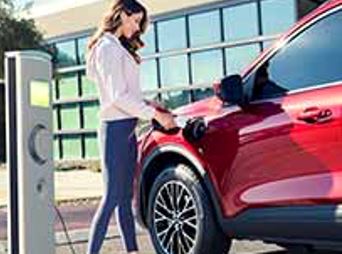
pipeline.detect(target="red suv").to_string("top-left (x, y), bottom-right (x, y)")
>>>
top-left (134, 1), bottom-right (342, 253)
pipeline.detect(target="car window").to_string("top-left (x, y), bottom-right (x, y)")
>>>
top-left (250, 9), bottom-right (342, 101)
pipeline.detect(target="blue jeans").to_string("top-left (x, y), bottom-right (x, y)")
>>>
top-left (87, 118), bottom-right (138, 254)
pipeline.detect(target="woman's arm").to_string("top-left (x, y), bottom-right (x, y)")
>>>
top-left (97, 41), bottom-right (176, 129)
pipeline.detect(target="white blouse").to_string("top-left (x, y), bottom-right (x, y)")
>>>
top-left (86, 32), bottom-right (156, 121)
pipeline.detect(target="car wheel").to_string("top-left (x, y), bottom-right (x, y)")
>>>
top-left (147, 163), bottom-right (231, 254)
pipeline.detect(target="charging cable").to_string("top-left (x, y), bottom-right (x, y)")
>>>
top-left (52, 202), bottom-right (78, 254)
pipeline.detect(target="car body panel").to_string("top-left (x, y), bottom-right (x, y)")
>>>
top-left (135, 0), bottom-right (342, 241)
top-left (222, 83), bottom-right (342, 216)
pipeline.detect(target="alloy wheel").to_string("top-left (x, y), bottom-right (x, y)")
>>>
top-left (152, 180), bottom-right (199, 254)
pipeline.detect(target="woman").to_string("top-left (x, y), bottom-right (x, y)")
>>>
top-left (86, 0), bottom-right (176, 253)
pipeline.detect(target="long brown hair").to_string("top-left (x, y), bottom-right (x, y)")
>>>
top-left (87, 0), bottom-right (148, 64)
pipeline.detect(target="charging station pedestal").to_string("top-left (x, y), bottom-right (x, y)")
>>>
top-left (5, 51), bottom-right (55, 254)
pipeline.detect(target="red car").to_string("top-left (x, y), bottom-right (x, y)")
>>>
top-left (135, 1), bottom-right (342, 253)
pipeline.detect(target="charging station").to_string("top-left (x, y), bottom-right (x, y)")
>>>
top-left (5, 51), bottom-right (55, 254)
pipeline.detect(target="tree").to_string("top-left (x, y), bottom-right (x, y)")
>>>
top-left (0, 0), bottom-right (13, 10)
top-left (1, 0), bottom-right (49, 162)
top-left (0, 0), bottom-right (49, 79)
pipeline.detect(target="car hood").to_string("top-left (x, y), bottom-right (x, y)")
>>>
top-left (172, 96), bottom-right (224, 118)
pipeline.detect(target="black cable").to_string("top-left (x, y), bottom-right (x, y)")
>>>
top-left (53, 204), bottom-right (78, 254)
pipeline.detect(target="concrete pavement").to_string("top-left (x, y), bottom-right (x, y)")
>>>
top-left (0, 166), bottom-right (288, 254)
top-left (0, 167), bottom-right (104, 208)
top-left (0, 166), bottom-right (158, 253)
top-left (0, 227), bottom-right (285, 254)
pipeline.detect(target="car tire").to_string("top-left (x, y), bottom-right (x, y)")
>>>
top-left (147, 163), bottom-right (231, 254)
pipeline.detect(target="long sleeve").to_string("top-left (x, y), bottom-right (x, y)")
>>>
top-left (97, 42), bottom-right (156, 121)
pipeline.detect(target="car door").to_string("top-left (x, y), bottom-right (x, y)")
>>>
top-left (221, 6), bottom-right (342, 219)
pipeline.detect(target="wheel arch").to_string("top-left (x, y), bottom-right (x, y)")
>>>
top-left (138, 145), bottom-right (224, 229)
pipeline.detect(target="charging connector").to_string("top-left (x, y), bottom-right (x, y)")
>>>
top-left (151, 115), bottom-right (207, 142)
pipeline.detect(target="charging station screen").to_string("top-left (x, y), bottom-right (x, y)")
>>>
top-left (30, 80), bottom-right (50, 108)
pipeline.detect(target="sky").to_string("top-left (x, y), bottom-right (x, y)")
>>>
top-left (14, 0), bottom-right (98, 12)
top-left (15, 0), bottom-right (45, 9)
top-left (15, 0), bottom-right (32, 8)
top-left (14, 0), bottom-right (102, 17)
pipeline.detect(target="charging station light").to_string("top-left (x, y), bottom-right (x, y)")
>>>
top-left (30, 80), bottom-right (50, 107)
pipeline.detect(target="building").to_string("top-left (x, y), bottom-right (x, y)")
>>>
top-left (22, 0), bottom-right (326, 161)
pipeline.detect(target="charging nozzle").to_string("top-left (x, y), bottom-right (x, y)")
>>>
top-left (151, 115), bottom-right (207, 143)
top-left (181, 116), bottom-right (207, 143)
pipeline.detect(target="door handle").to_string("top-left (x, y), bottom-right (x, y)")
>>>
top-left (297, 107), bottom-right (333, 124)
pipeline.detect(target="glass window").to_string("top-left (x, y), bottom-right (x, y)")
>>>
top-left (191, 50), bottom-right (223, 84)
top-left (158, 17), bottom-right (187, 51)
top-left (77, 36), bottom-right (90, 65)
top-left (53, 108), bottom-right (59, 132)
top-left (251, 10), bottom-right (342, 100)
top-left (223, 2), bottom-right (259, 41)
top-left (83, 101), bottom-right (99, 130)
top-left (60, 104), bottom-right (80, 130)
top-left (160, 55), bottom-right (189, 88)
top-left (161, 90), bottom-right (191, 109)
top-left (57, 73), bottom-right (79, 99)
top-left (84, 134), bottom-right (99, 158)
top-left (261, 0), bottom-right (297, 35)
top-left (81, 71), bottom-right (98, 97)
top-left (225, 44), bottom-right (260, 75)
top-left (54, 138), bottom-right (60, 160)
top-left (55, 40), bottom-right (77, 68)
top-left (193, 87), bottom-right (214, 102)
top-left (189, 10), bottom-right (221, 47)
top-left (52, 79), bottom-right (57, 100)
top-left (141, 24), bottom-right (156, 55)
top-left (62, 135), bottom-right (82, 159)
top-left (140, 59), bottom-right (158, 91)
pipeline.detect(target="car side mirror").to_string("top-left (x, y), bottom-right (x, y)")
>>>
top-left (214, 74), bottom-right (243, 105)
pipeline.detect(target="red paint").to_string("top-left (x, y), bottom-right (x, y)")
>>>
top-left (135, 0), bottom-right (342, 219)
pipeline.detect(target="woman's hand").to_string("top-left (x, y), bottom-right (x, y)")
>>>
top-left (154, 110), bottom-right (177, 130)
top-left (145, 100), bottom-right (168, 113)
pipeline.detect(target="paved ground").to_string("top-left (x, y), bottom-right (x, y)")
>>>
top-left (0, 168), bottom-right (104, 207)
top-left (53, 238), bottom-right (285, 254)
top-left (0, 203), bottom-right (98, 239)
top-left (0, 203), bottom-right (284, 253)
top-left (0, 170), bottom-right (6, 207)
top-left (0, 201), bottom-right (287, 254)
top-left (2, 231), bottom-right (286, 254)
top-left (0, 167), bottom-right (340, 254)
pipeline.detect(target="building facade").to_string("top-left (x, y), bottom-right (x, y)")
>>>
top-left (25, 0), bottom-right (325, 161)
